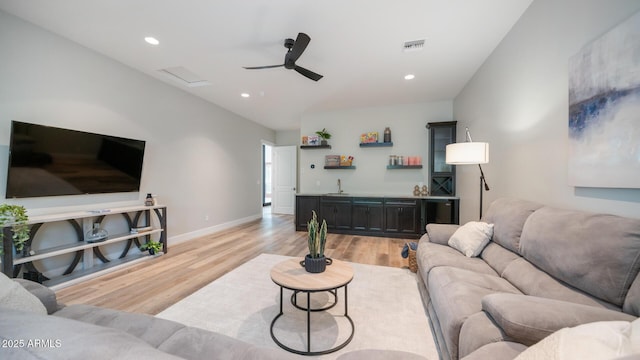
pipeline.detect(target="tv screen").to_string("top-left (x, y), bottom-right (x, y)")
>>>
top-left (6, 121), bottom-right (146, 198)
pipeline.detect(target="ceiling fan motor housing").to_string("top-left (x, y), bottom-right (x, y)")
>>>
top-left (284, 38), bottom-right (296, 69)
top-left (284, 38), bottom-right (295, 49)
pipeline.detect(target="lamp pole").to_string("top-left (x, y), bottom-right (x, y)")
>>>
top-left (478, 164), bottom-right (490, 219)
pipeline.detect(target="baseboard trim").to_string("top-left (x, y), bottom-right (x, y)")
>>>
top-left (167, 213), bottom-right (263, 246)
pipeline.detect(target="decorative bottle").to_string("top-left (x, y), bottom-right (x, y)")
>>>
top-left (145, 193), bottom-right (154, 206)
top-left (383, 127), bottom-right (391, 143)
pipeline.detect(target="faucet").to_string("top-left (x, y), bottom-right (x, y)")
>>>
top-left (337, 178), bottom-right (343, 194)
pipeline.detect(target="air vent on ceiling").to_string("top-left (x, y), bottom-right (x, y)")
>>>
top-left (158, 66), bottom-right (211, 87)
top-left (403, 39), bottom-right (426, 52)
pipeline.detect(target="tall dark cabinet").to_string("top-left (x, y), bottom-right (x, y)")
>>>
top-left (427, 121), bottom-right (457, 196)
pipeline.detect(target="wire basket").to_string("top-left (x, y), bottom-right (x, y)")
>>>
top-left (408, 247), bottom-right (418, 273)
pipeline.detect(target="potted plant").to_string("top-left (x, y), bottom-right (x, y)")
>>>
top-left (315, 128), bottom-right (331, 146)
top-left (0, 204), bottom-right (30, 255)
top-left (140, 240), bottom-right (163, 255)
top-left (302, 211), bottom-right (332, 273)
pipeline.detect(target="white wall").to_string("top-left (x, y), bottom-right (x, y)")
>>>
top-left (299, 102), bottom-right (453, 196)
top-left (0, 11), bottom-right (275, 241)
top-left (276, 130), bottom-right (300, 146)
top-left (454, 0), bottom-right (640, 223)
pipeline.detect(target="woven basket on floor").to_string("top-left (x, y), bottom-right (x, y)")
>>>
top-left (408, 247), bottom-right (418, 273)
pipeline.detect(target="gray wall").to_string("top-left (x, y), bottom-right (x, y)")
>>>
top-left (453, 0), bottom-right (640, 223)
top-left (0, 11), bottom-right (275, 242)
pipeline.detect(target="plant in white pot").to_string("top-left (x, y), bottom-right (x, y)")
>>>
top-left (0, 204), bottom-right (30, 255)
top-left (302, 211), bottom-right (332, 273)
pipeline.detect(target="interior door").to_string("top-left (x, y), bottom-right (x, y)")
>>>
top-left (272, 146), bottom-right (297, 214)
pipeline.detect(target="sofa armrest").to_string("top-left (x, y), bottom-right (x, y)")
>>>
top-left (14, 278), bottom-right (61, 314)
top-left (424, 223), bottom-right (459, 245)
top-left (482, 293), bottom-right (636, 346)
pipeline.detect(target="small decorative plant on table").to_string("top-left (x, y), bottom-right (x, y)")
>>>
top-left (302, 211), bottom-right (332, 273)
top-left (315, 128), bottom-right (331, 146)
top-left (0, 204), bottom-right (30, 255)
top-left (140, 240), bottom-right (163, 255)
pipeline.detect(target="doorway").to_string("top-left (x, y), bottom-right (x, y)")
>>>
top-left (263, 144), bottom-right (272, 207)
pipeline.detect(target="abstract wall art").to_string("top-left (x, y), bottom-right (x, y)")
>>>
top-left (568, 11), bottom-right (640, 188)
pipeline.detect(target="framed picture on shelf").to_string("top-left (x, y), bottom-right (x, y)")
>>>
top-left (307, 135), bottom-right (319, 145)
top-left (360, 132), bottom-right (378, 143)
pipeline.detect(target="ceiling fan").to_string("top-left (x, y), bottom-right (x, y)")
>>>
top-left (243, 32), bottom-right (323, 81)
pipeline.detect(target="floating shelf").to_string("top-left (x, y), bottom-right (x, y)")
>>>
top-left (386, 165), bottom-right (423, 169)
top-left (44, 253), bottom-right (157, 287)
top-left (324, 166), bottom-right (356, 169)
top-left (13, 229), bottom-right (163, 265)
top-left (301, 145), bottom-right (331, 149)
top-left (359, 142), bottom-right (393, 147)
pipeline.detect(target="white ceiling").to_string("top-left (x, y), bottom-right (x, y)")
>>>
top-left (0, 0), bottom-right (533, 130)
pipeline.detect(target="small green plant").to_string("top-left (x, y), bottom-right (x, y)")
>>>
top-left (0, 204), bottom-right (30, 255)
top-left (140, 240), bottom-right (163, 255)
top-left (315, 128), bottom-right (331, 141)
top-left (307, 211), bottom-right (327, 258)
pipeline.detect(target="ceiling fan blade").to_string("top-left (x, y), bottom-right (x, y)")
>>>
top-left (294, 66), bottom-right (323, 81)
top-left (288, 33), bottom-right (310, 63)
top-left (243, 64), bottom-right (284, 70)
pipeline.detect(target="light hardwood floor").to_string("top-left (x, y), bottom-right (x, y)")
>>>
top-left (55, 210), bottom-right (412, 315)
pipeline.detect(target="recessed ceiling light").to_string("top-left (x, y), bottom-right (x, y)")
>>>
top-left (241, 93), bottom-right (250, 98)
top-left (404, 74), bottom-right (415, 80)
top-left (144, 37), bottom-right (159, 45)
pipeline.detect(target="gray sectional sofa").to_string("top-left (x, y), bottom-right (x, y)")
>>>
top-left (0, 278), bottom-right (296, 360)
top-left (416, 198), bottom-right (640, 360)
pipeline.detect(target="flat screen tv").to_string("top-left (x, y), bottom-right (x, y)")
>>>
top-left (5, 121), bottom-right (146, 198)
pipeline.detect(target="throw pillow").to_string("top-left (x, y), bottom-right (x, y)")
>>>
top-left (0, 271), bottom-right (47, 315)
top-left (515, 319), bottom-right (639, 360)
top-left (448, 221), bottom-right (494, 257)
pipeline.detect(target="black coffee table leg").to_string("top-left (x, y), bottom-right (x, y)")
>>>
top-left (271, 285), bottom-right (355, 356)
top-left (307, 291), bottom-right (311, 352)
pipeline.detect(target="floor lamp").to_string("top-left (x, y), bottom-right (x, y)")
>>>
top-left (445, 127), bottom-right (490, 219)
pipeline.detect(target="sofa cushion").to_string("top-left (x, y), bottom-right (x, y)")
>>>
top-left (428, 266), bottom-right (521, 359)
top-left (54, 304), bottom-right (293, 360)
top-left (520, 206), bottom-right (640, 308)
top-left (448, 221), bottom-right (494, 257)
top-left (624, 275), bottom-right (640, 316)
top-left (156, 326), bottom-right (290, 360)
top-left (458, 311), bottom-right (511, 358)
top-left (482, 294), bottom-right (637, 346)
top-left (481, 198), bottom-right (542, 254)
top-left (55, 304), bottom-right (186, 349)
top-left (461, 341), bottom-right (527, 360)
top-left (480, 242), bottom-right (521, 276)
top-left (514, 318), bottom-right (639, 360)
top-left (0, 308), bottom-right (181, 359)
top-left (336, 349), bottom-right (428, 360)
top-left (417, 242), bottom-right (498, 289)
top-left (14, 278), bottom-right (60, 314)
top-left (501, 258), bottom-right (616, 309)
top-left (424, 223), bottom-right (460, 245)
top-left (0, 272), bottom-right (46, 315)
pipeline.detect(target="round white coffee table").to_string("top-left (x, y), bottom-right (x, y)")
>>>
top-left (270, 257), bottom-right (354, 355)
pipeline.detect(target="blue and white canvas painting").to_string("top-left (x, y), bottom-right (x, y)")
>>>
top-left (568, 11), bottom-right (640, 188)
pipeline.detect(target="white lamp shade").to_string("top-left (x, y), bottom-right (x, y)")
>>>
top-left (446, 142), bottom-right (489, 164)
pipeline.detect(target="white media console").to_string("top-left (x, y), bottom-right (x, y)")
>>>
top-left (1, 205), bottom-right (167, 289)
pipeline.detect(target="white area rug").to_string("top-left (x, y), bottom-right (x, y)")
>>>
top-left (157, 254), bottom-right (437, 359)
